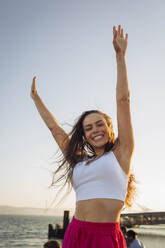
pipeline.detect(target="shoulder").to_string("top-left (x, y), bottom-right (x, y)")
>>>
top-left (75, 155), bottom-right (88, 167)
top-left (131, 239), bottom-right (144, 248)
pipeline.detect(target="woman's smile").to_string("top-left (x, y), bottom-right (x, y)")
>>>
top-left (92, 134), bottom-right (104, 141)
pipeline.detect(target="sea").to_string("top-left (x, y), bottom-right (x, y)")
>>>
top-left (0, 214), bottom-right (165, 248)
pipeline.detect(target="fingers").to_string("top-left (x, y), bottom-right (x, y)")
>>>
top-left (31, 76), bottom-right (37, 91)
top-left (31, 76), bottom-right (38, 99)
top-left (113, 25), bottom-right (128, 39)
top-left (121, 28), bottom-right (124, 38)
top-left (117, 25), bottom-right (121, 36)
top-left (113, 26), bottom-right (117, 39)
top-left (33, 76), bottom-right (36, 83)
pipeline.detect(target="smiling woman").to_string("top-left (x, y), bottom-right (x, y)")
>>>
top-left (31, 25), bottom-right (135, 248)
top-left (83, 112), bottom-right (111, 154)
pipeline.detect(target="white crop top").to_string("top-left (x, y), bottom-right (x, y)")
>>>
top-left (72, 151), bottom-right (128, 202)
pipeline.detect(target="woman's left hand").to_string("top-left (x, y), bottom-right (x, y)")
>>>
top-left (113, 25), bottom-right (128, 56)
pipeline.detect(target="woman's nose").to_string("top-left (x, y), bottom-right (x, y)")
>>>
top-left (92, 125), bottom-right (99, 132)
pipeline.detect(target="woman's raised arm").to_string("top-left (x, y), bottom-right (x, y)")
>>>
top-left (113, 25), bottom-right (134, 175)
top-left (31, 76), bottom-right (69, 155)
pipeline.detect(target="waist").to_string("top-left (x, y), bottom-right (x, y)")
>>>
top-left (71, 216), bottom-right (120, 234)
top-left (74, 198), bottom-right (124, 222)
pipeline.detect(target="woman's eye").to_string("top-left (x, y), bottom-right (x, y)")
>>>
top-left (97, 123), bottom-right (104, 127)
top-left (85, 123), bottom-right (104, 131)
top-left (85, 127), bottom-right (92, 131)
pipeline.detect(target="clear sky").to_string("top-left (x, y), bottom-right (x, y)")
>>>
top-left (1, 0), bottom-right (165, 214)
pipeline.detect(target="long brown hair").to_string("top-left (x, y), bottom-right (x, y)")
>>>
top-left (51, 110), bottom-right (135, 208)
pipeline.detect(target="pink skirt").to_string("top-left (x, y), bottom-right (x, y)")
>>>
top-left (62, 216), bottom-right (126, 248)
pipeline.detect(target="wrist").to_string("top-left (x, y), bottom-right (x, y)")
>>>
top-left (31, 92), bottom-right (39, 101)
top-left (116, 52), bottom-right (126, 60)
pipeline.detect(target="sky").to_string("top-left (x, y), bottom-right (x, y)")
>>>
top-left (1, 0), bottom-right (165, 214)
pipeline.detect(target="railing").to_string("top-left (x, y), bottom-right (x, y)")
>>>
top-left (120, 211), bottom-right (165, 227)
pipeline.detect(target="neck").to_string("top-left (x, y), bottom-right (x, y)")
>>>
top-left (94, 148), bottom-right (105, 157)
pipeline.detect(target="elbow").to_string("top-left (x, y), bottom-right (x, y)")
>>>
top-left (116, 92), bottom-right (130, 103)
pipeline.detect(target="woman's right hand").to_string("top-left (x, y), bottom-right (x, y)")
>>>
top-left (31, 76), bottom-right (38, 99)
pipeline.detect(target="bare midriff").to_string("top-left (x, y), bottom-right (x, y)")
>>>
top-left (74, 198), bottom-right (124, 223)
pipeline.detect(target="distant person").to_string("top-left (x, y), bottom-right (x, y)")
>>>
top-left (121, 225), bottom-right (129, 246)
top-left (43, 240), bottom-right (61, 248)
top-left (31, 25), bottom-right (136, 247)
top-left (127, 230), bottom-right (145, 248)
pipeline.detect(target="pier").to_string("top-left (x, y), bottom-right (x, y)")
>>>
top-left (120, 211), bottom-right (165, 227)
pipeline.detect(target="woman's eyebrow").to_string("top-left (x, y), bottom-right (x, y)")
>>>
top-left (95, 120), bottom-right (103, 124)
top-left (84, 120), bottom-right (103, 128)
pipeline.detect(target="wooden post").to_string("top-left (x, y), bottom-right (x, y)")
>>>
top-left (48, 210), bottom-right (70, 240)
top-left (63, 210), bottom-right (70, 232)
top-left (48, 224), bottom-right (55, 239)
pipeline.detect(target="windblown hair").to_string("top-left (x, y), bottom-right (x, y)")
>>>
top-left (51, 110), bottom-right (136, 208)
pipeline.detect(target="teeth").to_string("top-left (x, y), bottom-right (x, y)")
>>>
top-left (93, 135), bottom-right (103, 140)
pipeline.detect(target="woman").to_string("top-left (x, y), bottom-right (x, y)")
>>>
top-left (31, 25), bottom-right (135, 248)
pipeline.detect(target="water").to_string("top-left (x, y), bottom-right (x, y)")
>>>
top-left (132, 225), bottom-right (165, 248)
top-left (0, 215), bottom-right (63, 248)
top-left (0, 215), bottom-right (165, 247)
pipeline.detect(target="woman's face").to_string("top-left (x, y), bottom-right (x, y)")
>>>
top-left (82, 113), bottom-right (110, 155)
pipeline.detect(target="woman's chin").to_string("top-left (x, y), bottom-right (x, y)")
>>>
top-left (92, 143), bottom-right (106, 151)
top-left (92, 140), bottom-right (107, 148)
